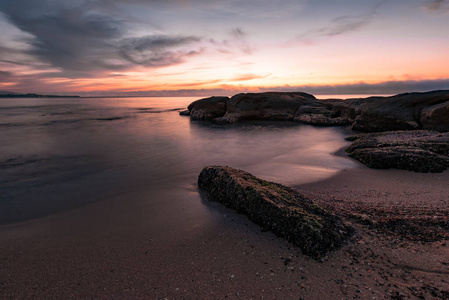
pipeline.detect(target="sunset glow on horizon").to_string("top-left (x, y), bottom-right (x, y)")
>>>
top-left (1, 0), bottom-right (449, 97)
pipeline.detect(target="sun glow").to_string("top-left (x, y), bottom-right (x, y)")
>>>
top-left (0, 1), bottom-right (448, 96)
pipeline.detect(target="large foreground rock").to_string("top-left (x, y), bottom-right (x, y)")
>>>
top-left (198, 166), bottom-right (354, 259)
top-left (346, 130), bottom-right (449, 172)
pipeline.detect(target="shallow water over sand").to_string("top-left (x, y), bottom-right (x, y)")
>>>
top-left (0, 97), bottom-right (356, 224)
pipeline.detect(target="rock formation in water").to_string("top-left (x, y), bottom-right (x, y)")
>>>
top-left (198, 166), bottom-right (354, 259)
top-left (345, 130), bottom-right (449, 172)
top-left (188, 92), bottom-right (352, 125)
top-left (214, 92), bottom-right (316, 123)
top-left (184, 91), bottom-right (449, 173)
top-left (345, 90), bottom-right (449, 132)
top-left (183, 90), bottom-right (449, 132)
top-left (188, 96), bottom-right (228, 120)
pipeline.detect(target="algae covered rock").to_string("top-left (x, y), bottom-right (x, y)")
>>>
top-left (198, 166), bottom-right (354, 259)
top-left (346, 130), bottom-right (449, 172)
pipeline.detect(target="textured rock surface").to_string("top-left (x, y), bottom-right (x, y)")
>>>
top-left (292, 99), bottom-right (352, 126)
top-left (420, 100), bottom-right (449, 132)
top-left (346, 130), bottom-right (449, 172)
top-left (187, 92), bottom-right (349, 125)
top-left (198, 166), bottom-right (354, 259)
top-left (188, 96), bottom-right (229, 120)
top-left (215, 92), bottom-right (317, 123)
top-left (346, 90), bottom-right (449, 132)
top-left (184, 90), bottom-right (449, 132)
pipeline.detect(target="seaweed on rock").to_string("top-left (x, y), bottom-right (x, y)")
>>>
top-left (198, 166), bottom-right (354, 259)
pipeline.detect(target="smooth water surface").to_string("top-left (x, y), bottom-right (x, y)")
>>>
top-left (0, 97), bottom-right (357, 224)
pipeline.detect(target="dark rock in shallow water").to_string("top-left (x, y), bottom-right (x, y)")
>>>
top-left (346, 130), bottom-right (449, 172)
top-left (179, 110), bottom-right (190, 116)
top-left (293, 103), bottom-right (352, 126)
top-left (183, 90), bottom-right (449, 132)
top-left (346, 90), bottom-right (449, 132)
top-left (198, 166), bottom-right (354, 259)
top-left (188, 96), bottom-right (228, 120)
top-left (215, 92), bottom-right (317, 123)
top-left (186, 92), bottom-right (349, 125)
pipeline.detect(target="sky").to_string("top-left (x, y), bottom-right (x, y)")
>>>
top-left (0, 0), bottom-right (448, 96)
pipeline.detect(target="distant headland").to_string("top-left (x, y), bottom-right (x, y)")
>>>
top-left (0, 91), bottom-right (80, 98)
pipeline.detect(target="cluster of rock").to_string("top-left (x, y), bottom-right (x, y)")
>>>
top-left (346, 130), bottom-right (449, 172)
top-left (184, 92), bottom-right (351, 126)
top-left (346, 91), bottom-right (449, 132)
top-left (182, 90), bottom-right (449, 132)
top-left (198, 166), bottom-right (354, 259)
top-left (182, 90), bottom-right (449, 172)
top-left (191, 92), bottom-right (448, 259)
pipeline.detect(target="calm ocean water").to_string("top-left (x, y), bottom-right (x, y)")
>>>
top-left (0, 97), bottom-right (357, 224)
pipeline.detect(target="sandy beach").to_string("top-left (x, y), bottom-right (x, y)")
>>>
top-left (1, 159), bottom-right (448, 299)
top-left (1, 0), bottom-right (448, 297)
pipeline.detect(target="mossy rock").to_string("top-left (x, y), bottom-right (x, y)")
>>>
top-left (198, 166), bottom-right (354, 259)
top-left (346, 130), bottom-right (449, 172)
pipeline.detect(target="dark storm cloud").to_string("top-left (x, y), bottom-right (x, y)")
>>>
top-left (0, 71), bottom-right (53, 93)
top-left (0, 1), bottom-right (123, 71)
top-left (26, 14), bottom-right (125, 72)
top-left (119, 35), bottom-right (201, 67)
top-left (108, 0), bottom-right (306, 19)
top-left (0, 41), bottom-right (55, 72)
top-left (0, 0), bottom-right (202, 75)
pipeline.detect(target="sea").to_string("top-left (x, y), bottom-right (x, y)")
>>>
top-left (0, 96), bottom-right (360, 225)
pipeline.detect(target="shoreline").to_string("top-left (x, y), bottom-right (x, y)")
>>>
top-left (1, 91), bottom-right (448, 298)
top-left (1, 99), bottom-right (448, 298)
top-left (1, 160), bottom-right (448, 298)
top-left (297, 167), bottom-right (449, 298)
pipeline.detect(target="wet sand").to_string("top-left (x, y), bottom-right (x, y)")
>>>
top-left (1, 165), bottom-right (448, 299)
top-left (298, 167), bottom-right (449, 299)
